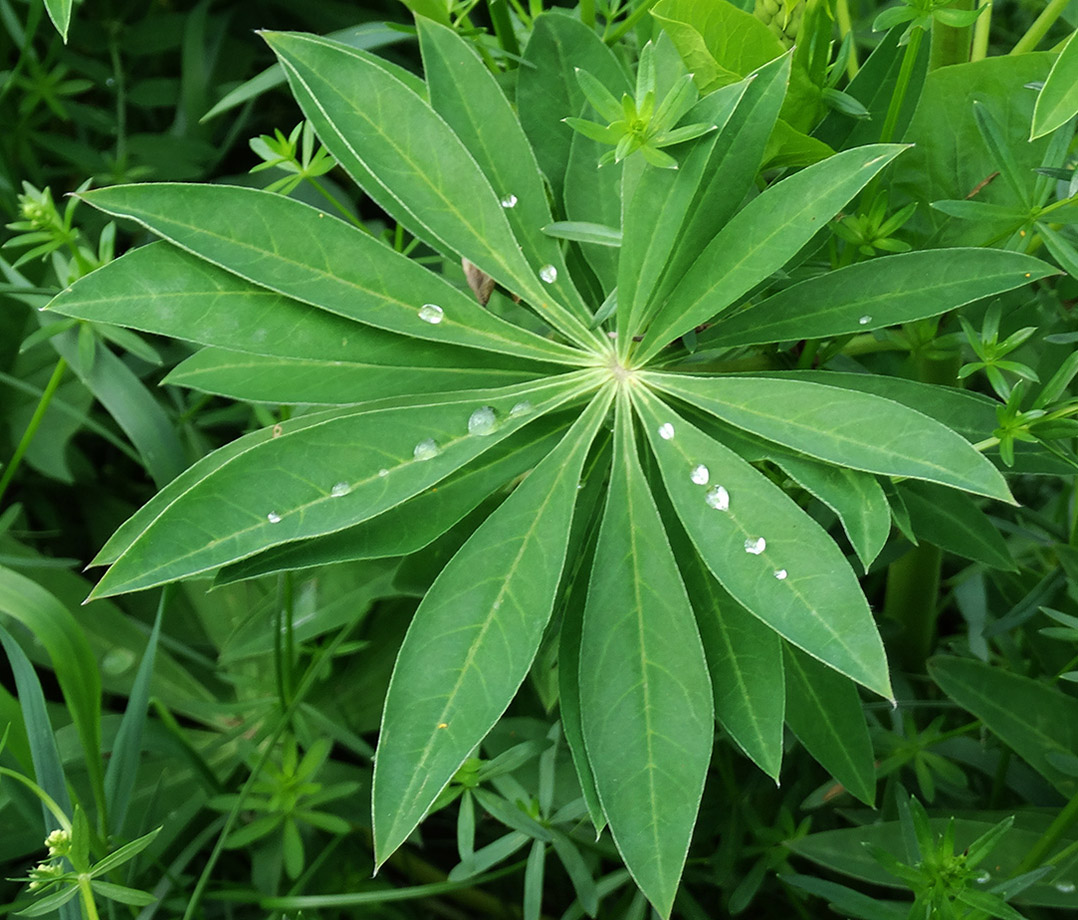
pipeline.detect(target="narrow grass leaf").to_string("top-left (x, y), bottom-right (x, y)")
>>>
top-left (76, 188), bottom-right (587, 367)
top-left (372, 387), bottom-right (614, 867)
top-left (580, 393), bottom-right (713, 919)
top-left (93, 373), bottom-right (600, 597)
top-left (633, 388), bottom-right (892, 699)
top-left (645, 372), bottom-right (1012, 502)
top-left (783, 644), bottom-right (876, 806)
top-left (710, 249), bottom-right (1057, 346)
top-left (637, 143), bottom-right (907, 359)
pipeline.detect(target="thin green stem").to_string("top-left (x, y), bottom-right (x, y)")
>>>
top-left (880, 26), bottom-right (924, 144)
top-left (1011, 0), bottom-right (1070, 54)
top-left (0, 357), bottom-right (66, 507)
top-left (971, 0), bottom-right (992, 61)
top-left (581, 0), bottom-right (596, 27)
top-left (835, 0), bottom-right (860, 78)
top-left (1016, 785), bottom-right (1078, 874)
top-left (603, 0), bottom-right (659, 45)
top-left (929, 0), bottom-right (975, 70)
top-left (307, 178), bottom-right (370, 233)
top-left (78, 875), bottom-right (102, 920)
top-left (107, 37), bottom-right (127, 168)
top-left (487, 0), bottom-right (521, 57)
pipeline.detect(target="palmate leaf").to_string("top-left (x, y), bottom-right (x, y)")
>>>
top-left (372, 387), bottom-right (614, 866)
top-left (579, 393), bottom-right (712, 918)
top-left (89, 373), bottom-right (600, 597)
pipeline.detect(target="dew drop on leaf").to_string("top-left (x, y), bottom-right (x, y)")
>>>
top-left (658, 422), bottom-right (675, 440)
top-left (858, 315), bottom-right (871, 325)
top-left (705, 485), bottom-right (730, 511)
top-left (499, 193), bottom-right (518, 208)
top-left (539, 264), bottom-right (558, 284)
top-left (378, 468), bottom-right (389, 477)
top-left (744, 536), bottom-right (766, 555)
top-left (690, 464), bottom-right (710, 486)
top-left (467, 406), bottom-right (497, 436)
top-left (267, 512), bottom-right (282, 524)
top-left (510, 400), bottom-right (532, 417)
top-left (1056, 881), bottom-right (1076, 894)
top-left (975, 871), bottom-right (991, 884)
top-left (413, 438), bottom-right (440, 461)
top-left (330, 481), bottom-right (351, 497)
top-left (773, 568), bottom-right (788, 580)
top-left (418, 303), bottom-right (444, 324)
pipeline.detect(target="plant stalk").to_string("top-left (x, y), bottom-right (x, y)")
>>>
top-left (971, 0), bottom-right (992, 61)
top-left (1011, 0), bottom-right (1070, 54)
top-left (880, 26), bottom-right (925, 144)
top-left (929, 0), bottom-right (975, 70)
top-left (487, 0), bottom-right (521, 58)
top-left (835, 0), bottom-right (860, 78)
top-left (603, 0), bottom-right (660, 44)
top-left (0, 357), bottom-right (67, 507)
top-left (1016, 784), bottom-right (1078, 873)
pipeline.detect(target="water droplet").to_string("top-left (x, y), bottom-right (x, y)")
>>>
top-left (267, 512), bottom-right (282, 524)
top-left (378, 468), bottom-right (389, 477)
top-left (658, 423), bottom-right (675, 440)
top-left (418, 303), bottom-right (444, 324)
top-left (510, 400), bottom-right (532, 417)
top-left (468, 406), bottom-right (497, 436)
top-left (331, 481), bottom-right (351, 497)
top-left (705, 485), bottom-right (730, 511)
top-left (106, 76), bottom-right (116, 88)
top-left (1056, 881), bottom-right (1076, 894)
top-left (858, 315), bottom-right (871, 325)
top-left (773, 569), bottom-right (788, 580)
top-left (744, 536), bottom-right (766, 555)
top-left (500, 193), bottom-right (518, 208)
top-left (690, 464), bottom-right (710, 486)
top-left (413, 438), bottom-right (440, 461)
top-left (974, 871), bottom-right (992, 884)
top-left (539, 264), bottom-right (558, 284)
top-left (493, 598), bottom-right (503, 610)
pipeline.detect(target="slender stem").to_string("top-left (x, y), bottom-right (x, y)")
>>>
top-left (929, 0), bottom-right (975, 70)
top-left (835, 0), bottom-right (860, 78)
top-left (603, 0), bottom-right (659, 45)
top-left (880, 26), bottom-right (925, 144)
top-left (307, 178), bottom-right (370, 233)
top-left (0, 357), bottom-right (66, 507)
top-left (487, 0), bottom-right (521, 58)
top-left (107, 36), bottom-right (127, 168)
top-left (971, 0), bottom-right (992, 61)
top-left (581, 0), bottom-right (596, 27)
top-left (1011, 0), bottom-right (1070, 54)
top-left (1016, 785), bottom-right (1078, 874)
top-left (78, 875), bottom-right (102, 920)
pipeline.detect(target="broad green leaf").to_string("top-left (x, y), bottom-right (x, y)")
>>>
top-left (929, 655), bottom-right (1078, 796)
top-left (517, 11), bottom-right (629, 207)
top-left (900, 481), bottom-right (1016, 571)
top-left (618, 80), bottom-right (748, 341)
top-left (372, 387), bottom-right (614, 867)
top-left (677, 546), bottom-right (783, 779)
top-left (633, 387), bottom-right (892, 700)
top-left (165, 347), bottom-right (545, 405)
top-left (783, 644), bottom-right (876, 806)
top-left (44, 0), bottom-right (72, 41)
top-left (647, 53), bottom-right (791, 318)
top-left (580, 393), bottom-right (713, 919)
top-left (709, 249), bottom-right (1057, 346)
top-left (400, 0), bottom-right (451, 24)
top-left (74, 189), bottom-right (587, 367)
top-left (263, 30), bottom-right (598, 348)
top-left (91, 373), bottom-right (601, 597)
top-left (773, 453), bottom-right (890, 572)
top-left (217, 418), bottom-right (568, 582)
top-left (0, 567), bottom-right (102, 813)
top-left (418, 18), bottom-right (593, 325)
top-left (645, 373), bottom-right (1013, 502)
top-left (636, 144), bottom-right (908, 359)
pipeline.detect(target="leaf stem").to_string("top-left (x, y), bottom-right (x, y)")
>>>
top-left (603, 0), bottom-right (659, 45)
top-left (78, 874), bottom-right (102, 920)
top-left (970, 0), bottom-right (992, 61)
top-left (1016, 785), bottom-right (1078, 874)
top-left (0, 357), bottom-right (67, 508)
top-left (486, 0), bottom-right (521, 59)
top-left (929, 0), bottom-right (975, 70)
top-left (581, 0), bottom-right (596, 28)
top-left (1010, 0), bottom-right (1070, 54)
top-left (835, 0), bottom-right (860, 78)
top-left (879, 26), bottom-right (924, 145)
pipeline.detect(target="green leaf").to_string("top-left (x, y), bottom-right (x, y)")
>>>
top-left (645, 373), bottom-right (1013, 502)
top-left (677, 550), bottom-right (784, 779)
top-left (772, 453), bottom-right (890, 572)
top-left (783, 644), bottom-right (876, 806)
top-left (636, 144), bottom-right (908, 359)
top-left (633, 387), bottom-right (892, 700)
top-left (262, 30), bottom-right (598, 348)
top-left (372, 387), bottom-right (613, 867)
top-left (517, 11), bottom-right (630, 207)
top-left (900, 481), bottom-right (1016, 571)
top-left (217, 418), bottom-right (567, 582)
top-left (43, 0), bottom-right (72, 41)
top-left (709, 249), bottom-right (1057, 346)
top-left (580, 393), bottom-right (713, 919)
top-left (72, 190), bottom-right (586, 367)
top-left (165, 347), bottom-right (546, 405)
top-left (0, 567), bottom-right (103, 813)
top-left (417, 18), bottom-right (593, 325)
top-left (91, 373), bottom-right (600, 597)
top-left (930, 200), bottom-right (1029, 222)
top-left (88, 881), bottom-right (157, 907)
top-left (1031, 32), bottom-right (1078, 140)
top-left (929, 656), bottom-right (1078, 795)
top-left (541, 222), bottom-right (623, 247)
top-left (1038, 221), bottom-right (1078, 279)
